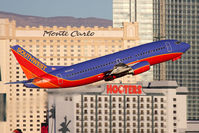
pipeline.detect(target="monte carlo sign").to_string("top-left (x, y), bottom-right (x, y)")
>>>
top-left (43, 30), bottom-right (95, 37)
top-left (104, 84), bottom-right (146, 95)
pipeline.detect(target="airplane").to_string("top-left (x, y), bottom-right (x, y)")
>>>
top-left (6, 40), bottom-right (190, 89)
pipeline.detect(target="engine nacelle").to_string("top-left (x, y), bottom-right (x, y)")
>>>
top-left (130, 61), bottom-right (150, 75)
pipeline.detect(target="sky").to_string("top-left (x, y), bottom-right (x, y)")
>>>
top-left (0, 0), bottom-right (112, 19)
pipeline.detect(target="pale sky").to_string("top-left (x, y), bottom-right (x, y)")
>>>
top-left (0, 0), bottom-right (112, 19)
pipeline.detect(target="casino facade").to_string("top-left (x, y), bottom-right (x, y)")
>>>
top-left (0, 18), bottom-right (141, 133)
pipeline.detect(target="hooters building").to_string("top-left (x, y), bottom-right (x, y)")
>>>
top-left (48, 81), bottom-right (188, 133)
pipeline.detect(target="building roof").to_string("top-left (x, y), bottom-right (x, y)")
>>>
top-left (141, 81), bottom-right (178, 88)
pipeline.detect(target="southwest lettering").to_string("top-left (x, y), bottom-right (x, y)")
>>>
top-left (16, 47), bottom-right (47, 71)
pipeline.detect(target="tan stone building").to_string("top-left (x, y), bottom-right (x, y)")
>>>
top-left (0, 18), bottom-right (140, 133)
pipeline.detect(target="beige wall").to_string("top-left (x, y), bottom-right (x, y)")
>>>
top-left (0, 18), bottom-right (140, 133)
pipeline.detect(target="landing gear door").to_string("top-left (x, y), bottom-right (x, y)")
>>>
top-left (57, 74), bottom-right (63, 85)
top-left (165, 42), bottom-right (172, 52)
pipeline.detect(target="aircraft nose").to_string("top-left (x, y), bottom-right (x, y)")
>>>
top-left (183, 43), bottom-right (190, 53)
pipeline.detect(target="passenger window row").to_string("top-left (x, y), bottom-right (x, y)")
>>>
top-left (136, 46), bottom-right (166, 57)
top-left (66, 56), bottom-right (133, 77)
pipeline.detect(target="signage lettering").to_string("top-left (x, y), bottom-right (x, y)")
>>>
top-left (106, 84), bottom-right (143, 95)
top-left (17, 48), bottom-right (47, 71)
top-left (43, 30), bottom-right (95, 37)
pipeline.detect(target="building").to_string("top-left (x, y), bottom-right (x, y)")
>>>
top-left (0, 88), bottom-right (6, 133)
top-left (48, 81), bottom-right (188, 133)
top-left (113, 0), bottom-right (154, 81)
top-left (0, 18), bottom-right (139, 133)
top-left (153, 0), bottom-right (199, 121)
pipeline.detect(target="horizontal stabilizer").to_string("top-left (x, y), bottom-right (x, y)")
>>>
top-left (5, 79), bottom-right (33, 84)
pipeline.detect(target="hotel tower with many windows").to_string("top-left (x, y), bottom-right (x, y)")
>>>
top-left (0, 18), bottom-right (139, 133)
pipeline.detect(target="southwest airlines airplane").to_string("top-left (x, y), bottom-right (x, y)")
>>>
top-left (7, 40), bottom-right (190, 89)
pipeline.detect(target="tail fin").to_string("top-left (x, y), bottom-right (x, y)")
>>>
top-left (11, 45), bottom-right (56, 79)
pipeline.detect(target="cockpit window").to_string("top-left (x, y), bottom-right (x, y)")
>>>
top-left (176, 41), bottom-right (181, 44)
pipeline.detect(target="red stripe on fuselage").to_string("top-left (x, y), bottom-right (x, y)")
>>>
top-left (133, 65), bottom-right (150, 75)
top-left (128, 52), bottom-right (182, 66)
top-left (47, 52), bottom-right (182, 88)
top-left (12, 47), bottom-right (182, 89)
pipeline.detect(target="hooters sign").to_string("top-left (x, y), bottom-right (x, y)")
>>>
top-left (105, 84), bottom-right (145, 95)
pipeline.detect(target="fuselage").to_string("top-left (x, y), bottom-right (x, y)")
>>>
top-left (24, 40), bottom-right (190, 88)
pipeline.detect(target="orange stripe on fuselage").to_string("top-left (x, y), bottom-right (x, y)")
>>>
top-left (47, 52), bottom-right (183, 88)
top-left (127, 52), bottom-right (182, 65)
top-left (12, 47), bottom-right (183, 88)
top-left (12, 49), bottom-right (60, 88)
top-left (20, 65), bottom-right (60, 88)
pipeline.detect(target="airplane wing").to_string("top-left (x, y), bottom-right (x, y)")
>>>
top-left (103, 61), bottom-right (150, 81)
